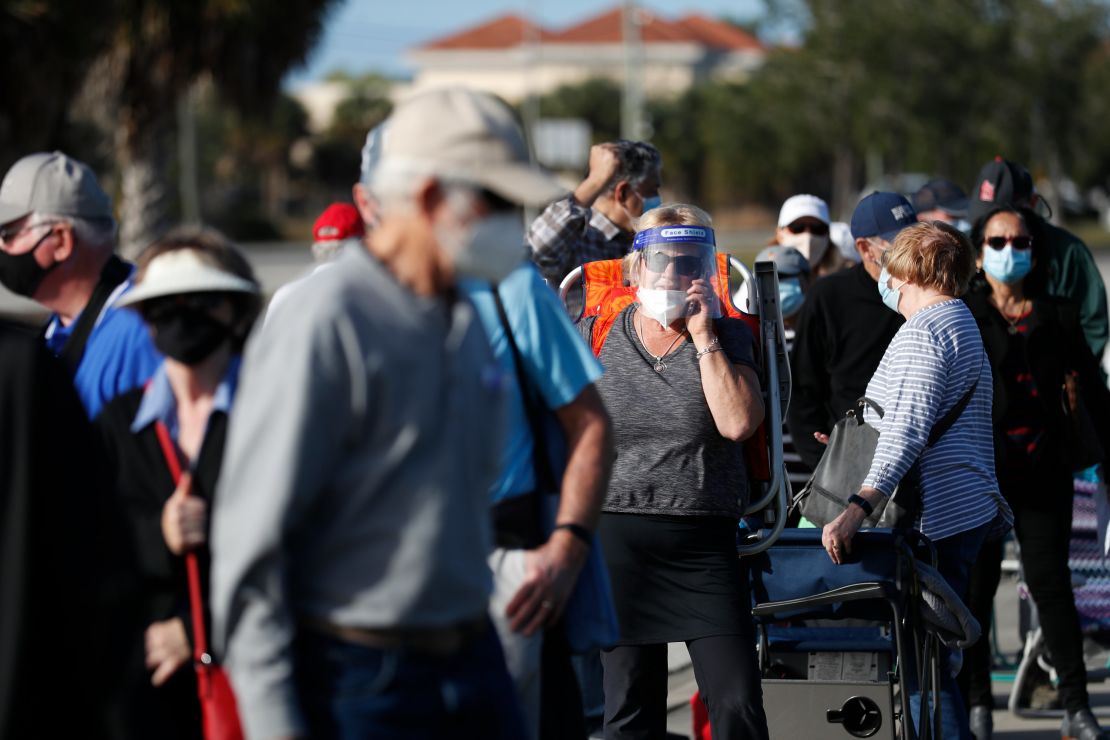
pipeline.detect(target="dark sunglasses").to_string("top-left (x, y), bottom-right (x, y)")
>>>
top-left (786, 221), bottom-right (829, 236)
top-left (142, 292), bottom-right (227, 322)
top-left (644, 252), bottom-right (704, 277)
top-left (984, 235), bottom-right (1032, 251)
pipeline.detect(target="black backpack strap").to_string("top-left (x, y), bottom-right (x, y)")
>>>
top-left (490, 284), bottom-right (558, 493)
top-left (58, 255), bottom-right (132, 374)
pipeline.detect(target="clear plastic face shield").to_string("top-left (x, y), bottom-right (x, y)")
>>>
top-left (633, 225), bottom-right (721, 327)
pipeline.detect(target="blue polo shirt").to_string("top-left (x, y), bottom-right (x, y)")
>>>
top-left (463, 262), bottom-right (604, 504)
top-left (45, 277), bottom-right (162, 419)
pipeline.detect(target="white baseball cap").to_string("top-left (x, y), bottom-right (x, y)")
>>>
top-left (777, 194), bottom-right (830, 228)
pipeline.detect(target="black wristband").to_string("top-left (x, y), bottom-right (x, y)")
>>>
top-left (848, 494), bottom-right (874, 516)
top-left (554, 522), bottom-right (593, 546)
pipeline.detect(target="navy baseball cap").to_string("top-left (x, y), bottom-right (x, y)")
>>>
top-left (912, 178), bottom-right (968, 217)
top-left (850, 191), bottom-right (917, 242)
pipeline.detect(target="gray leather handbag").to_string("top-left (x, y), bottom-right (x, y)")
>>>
top-left (793, 383), bottom-right (977, 529)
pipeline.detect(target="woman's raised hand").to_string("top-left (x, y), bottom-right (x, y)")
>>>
top-left (161, 471), bottom-right (209, 555)
top-left (685, 278), bottom-right (716, 342)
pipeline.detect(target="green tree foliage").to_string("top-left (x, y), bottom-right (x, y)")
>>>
top-left (538, 78), bottom-right (624, 144)
top-left (314, 72), bottom-right (394, 193)
top-left (0, 2), bottom-right (116, 169)
top-left (540, 1), bottom-right (1110, 220)
top-left (2, 0), bottom-right (339, 252)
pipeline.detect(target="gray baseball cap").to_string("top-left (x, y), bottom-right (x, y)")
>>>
top-left (371, 87), bottom-right (566, 207)
top-left (0, 152), bottom-right (113, 226)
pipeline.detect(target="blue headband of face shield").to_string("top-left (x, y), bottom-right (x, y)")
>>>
top-left (632, 225), bottom-right (716, 252)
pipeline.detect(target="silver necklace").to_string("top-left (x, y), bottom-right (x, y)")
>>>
top-left (636, 312), bottom-right (686, 372)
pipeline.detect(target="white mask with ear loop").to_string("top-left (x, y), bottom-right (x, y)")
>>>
top-left (637, 288), bottom-right (688, 328)
top-left (435, 188), bottom-right (527, 283)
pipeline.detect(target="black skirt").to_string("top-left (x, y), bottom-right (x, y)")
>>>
top-left (599, 512), bottom-right (751, 645)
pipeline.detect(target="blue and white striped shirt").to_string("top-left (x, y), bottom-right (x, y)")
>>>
top-left (862, 299), bottom-right (1012, 541)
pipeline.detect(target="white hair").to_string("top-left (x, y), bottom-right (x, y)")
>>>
top-left (29, 211), bottom-right (117, 251)
top-left (369, 159), bottom-right (481, 218)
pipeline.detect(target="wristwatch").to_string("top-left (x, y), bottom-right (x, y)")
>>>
top-left (848, 494), bottom-right (874, 516)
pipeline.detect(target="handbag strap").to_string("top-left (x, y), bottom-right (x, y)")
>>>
top-left (153, 420), bottom-right (211, 663)
top-left (856, 359), bottom-right (981, 448)
top-left (925, 366), bottom-right (981, 448)
top-left (490, 285), bottom-right (557, 493)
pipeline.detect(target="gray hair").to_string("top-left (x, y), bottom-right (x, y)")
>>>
top-left (607, 140), bottom-right (662, 194)
top-left (29, 211), bottom-right (117, 251)
top-left (369, 160), bottom-right (481, 218)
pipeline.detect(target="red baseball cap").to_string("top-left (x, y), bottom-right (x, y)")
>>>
top-left (312, 203), bottom-right (364, 243)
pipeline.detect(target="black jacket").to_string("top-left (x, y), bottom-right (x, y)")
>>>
top-left (94, 386), bottom-right (229, 740)
top-left (0, 321), bottom-right (129, 740)
top-left (787, 262), bottom-right (904, 469)
top-left (963, 281), bottom-right (1110, 472)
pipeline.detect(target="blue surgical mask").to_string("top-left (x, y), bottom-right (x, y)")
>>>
top-left (641, 194), bottom-right (662, 213)
top-left (982, 244), bottom-right (1032, 284)
top-left (877, 266), bottom-right (902, 313)
top-left (779, 276), bottom-right (805, 317)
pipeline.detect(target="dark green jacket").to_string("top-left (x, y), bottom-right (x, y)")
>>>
top-left (1035, 220), bottom-right (1108, 359)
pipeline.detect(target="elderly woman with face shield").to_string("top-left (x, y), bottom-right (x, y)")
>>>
top-left (957, 207), bottom-right (1110, 740)
top-left (93, 227), bottom-right (260, 739)
top-left (578, 204), bottom-right (769, 740)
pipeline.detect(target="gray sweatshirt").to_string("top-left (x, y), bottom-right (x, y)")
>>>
top-left (210, 245), bottom-right (505, 739)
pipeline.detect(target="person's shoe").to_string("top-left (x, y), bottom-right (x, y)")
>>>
top-left (1061, 707), bottom-right (1109, 740)
top-left (969, 704), bottom-right (993, 740)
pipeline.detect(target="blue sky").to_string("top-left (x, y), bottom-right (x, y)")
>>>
top-left (285, 0), bottom-right (767, 86)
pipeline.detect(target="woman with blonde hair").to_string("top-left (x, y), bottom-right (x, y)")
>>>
top-left (580, 203), bottom-right (769, 739)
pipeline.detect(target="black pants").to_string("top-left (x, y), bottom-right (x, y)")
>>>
top-left (601, 634), bottom-right (769, 740)
top-left (959, 463), bottom-right (1088, 711)
top-left (540, 625), bottom-right (587, 740)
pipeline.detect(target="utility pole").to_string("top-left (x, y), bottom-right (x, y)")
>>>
top-left (621, 0), bottom-right (644, 141)
top-left (176, 83), bottom-right (200, 225)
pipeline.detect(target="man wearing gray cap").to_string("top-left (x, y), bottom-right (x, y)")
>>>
top-left (211, 87), bottom-right (567, 739)
top-left (0, 152), bottom-right (160, 417)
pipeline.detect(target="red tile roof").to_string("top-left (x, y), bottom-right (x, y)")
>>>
top-left (420, 13), bottom-right (550, 50)
top-left (417, 7), bottom-right (763, 52)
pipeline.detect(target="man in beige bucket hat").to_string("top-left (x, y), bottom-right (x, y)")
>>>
top-left (212, 87), bottom-right (566, 739)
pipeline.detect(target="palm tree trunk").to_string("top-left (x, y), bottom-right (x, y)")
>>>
top-left (117, 122), bottom-right (172, 259)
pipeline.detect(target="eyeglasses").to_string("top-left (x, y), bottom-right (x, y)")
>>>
top-left (0, 221), bottom-right (56, 247)
top-left (786, 221), bottom-right (829, 236)
top-left (984, 235), bottom-right (1032, 251)
top-left (644, 252), bottom-right (704, 277)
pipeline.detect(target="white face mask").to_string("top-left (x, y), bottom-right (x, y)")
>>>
top-left (435, 190), bottom-right (526, 283)
top-left (780, 231), bottom-right (829, 267)
top-left (637, 287), bottom-right (688, 328)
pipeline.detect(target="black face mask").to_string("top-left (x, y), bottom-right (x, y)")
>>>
top-left (0, 232), bottom-right (54, 297)
top-left (150, 307), bottom-right (233, 365)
